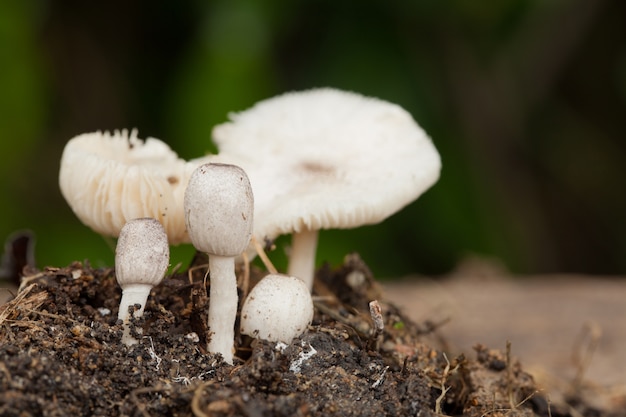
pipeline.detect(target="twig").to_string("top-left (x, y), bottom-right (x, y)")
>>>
top-left (0, 284), bottom-right (45, 325)
top-left (251, 235), bottom-right (277, 274)
top-left (435, 352), bottom-right (459, 415)
top-left (22, 308), bottom-right (80, 324)
top-left (187, 263), bottom-right (209, 285)
top-left (480, 390), bottom-right (539, 417)
top-left (191, 381), bottom-right (216, 417)
top-left (314, 300), bottom-right (370, 338)
top-left (17, 273), bottom-right (46, 293)
top-left (368, 300), bottom-right (384, 351)
top-left (570, 321), bottom-right (602, 395)
top-left (506, 340), bottom-right (514, 409)
top-left (368, 300), bottom-right (384, 336)
top-left (169, 261), bottom-right (184, 276)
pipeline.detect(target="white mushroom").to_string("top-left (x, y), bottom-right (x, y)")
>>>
top-left (59, 129), bottom-right (198, 244)
top-left (184, 163), bottom-right (254, 364)
top-left (240, 274), bottom-right (313, 344)
top-left (115, 217), bottom-right (170, 346)
top-left (209, 88), bottom-right (441, 288)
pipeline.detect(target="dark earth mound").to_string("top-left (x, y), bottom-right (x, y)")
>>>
top-left (0, 254), bottom-right (621, 416)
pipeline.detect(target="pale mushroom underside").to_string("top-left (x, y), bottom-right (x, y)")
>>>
top-left (59, 130), bottom-right (197, 245)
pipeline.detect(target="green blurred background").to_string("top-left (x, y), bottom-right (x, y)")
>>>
top-left (1, 0), bottom-right (625, 278)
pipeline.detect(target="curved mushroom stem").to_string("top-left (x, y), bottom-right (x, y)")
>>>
top-left (118, 283), bottom-right (152, 346)
top-left (287, 229), bottom-right (319, 290)
top-left (207, 254), bottom-right (237, 364)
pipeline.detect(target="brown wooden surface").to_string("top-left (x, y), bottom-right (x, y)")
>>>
top-left (384, 270), bottom-right (626, 406)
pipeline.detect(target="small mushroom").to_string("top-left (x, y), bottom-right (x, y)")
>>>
top-left (184, 162), bottom-right (254, 364)
top-left (115, 217), bottom-right (170, 346)
top-left (240, 274), bottom-right (313, 344)
top-left (58, 129), bottom-right (198, 244)
top-left (209, 88), bottom-right (441, 288)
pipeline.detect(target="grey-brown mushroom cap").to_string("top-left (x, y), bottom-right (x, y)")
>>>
top-left (209, 88), bottom-right (442, 241)
top-left (184, 163), bottom-right (254, 257)
top-left (59, 130), bottom-right (198, 245)
top-left (115, 217), bottom-right (170, 288)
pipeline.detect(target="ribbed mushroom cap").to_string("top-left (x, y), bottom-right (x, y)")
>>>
top-left (115, 217), bottom-right (170, 289)
top-left (184, 163), bottom-right (254, 257)
top-left (59, 130), bottom-right (197, 244)
top-left (210, 88), bottom-right (441, 241)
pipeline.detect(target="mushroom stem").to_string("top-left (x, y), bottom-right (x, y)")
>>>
top-left (117, 283), bottom-right (152, 345)
top-left (207, 254), bottom-right (238, 364)
top-left (117, 284), bottom-right (152, 321)
top-left (287, 229), bottom-right (319, 290)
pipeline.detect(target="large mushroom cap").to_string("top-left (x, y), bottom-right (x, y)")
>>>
top-left (59, 130), bottom-right (197, 244)
top-left (210, 88), bottom-right (442, 241)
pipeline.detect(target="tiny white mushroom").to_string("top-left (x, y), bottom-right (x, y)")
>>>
top-left (240, 274), bottom-right (313, 344)
top-left (58, 129), bottom-right (199, 244)
top-left (184, 163), bottom-right (254, 364)
top-left (115, 217), bottom-right (170, 346)
top-left (209, 88), bottom-right (442, 289)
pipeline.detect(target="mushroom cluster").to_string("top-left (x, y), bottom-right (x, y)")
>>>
top-left (58, 87), bottom-right (441, 362)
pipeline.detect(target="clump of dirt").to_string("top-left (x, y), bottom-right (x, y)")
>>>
top-left (0, 253), bottom-right (620, 416)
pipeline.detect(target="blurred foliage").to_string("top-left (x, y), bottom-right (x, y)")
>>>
top-left (0, 2), bottom-right (46, 256)
top-left (1, 0), bottom-right (625, 278)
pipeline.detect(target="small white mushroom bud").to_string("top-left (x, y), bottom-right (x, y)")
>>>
top-left (184, 163), bottom-right (254, 364)
top-left (240, 274), bottom-right (314, 344)
top-left (115, 217), bottom-right (170, 346)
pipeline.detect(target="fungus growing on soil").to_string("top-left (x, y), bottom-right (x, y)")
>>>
top-left (115, 217), bottom-right (170, 346)
top-left (184, 163), bottom-right (254, 364)
top-left (58, 129), bottom-right (197, 244)
top-left (209, 88), bottom-right (441, 288)
top-left (240, 274), bottom-right (314, 344)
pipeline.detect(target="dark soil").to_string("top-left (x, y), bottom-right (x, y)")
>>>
top-left (0, 253), bottom-right (621, 416)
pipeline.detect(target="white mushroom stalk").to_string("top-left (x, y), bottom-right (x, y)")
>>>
top-left (209, 88), bottom-right (442, 289)
top-left (58, 129), bottom-right (198, 244)
top-left (240, 274), bottom-right (313, 344)
top-left (115, 217), bottom-right (170, 346)
top-left (184, 163), bottom-right (254, 364)
top-left (287, 230), bottom-right (318, 286)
